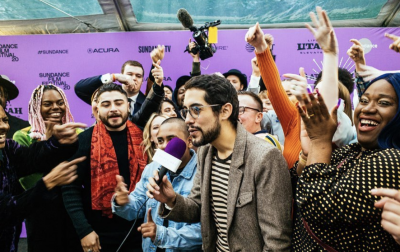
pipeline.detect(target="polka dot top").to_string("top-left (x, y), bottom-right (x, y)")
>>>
top-left (291, 143), bottom-right (400, 251)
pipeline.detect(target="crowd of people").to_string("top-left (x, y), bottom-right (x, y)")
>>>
top-left (2, 6), bottom-right (400, 252)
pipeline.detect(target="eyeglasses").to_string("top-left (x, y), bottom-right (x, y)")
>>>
top-left (180, 104), bottom-right (221, 120)
top-left (238, 106), bottom-right (260, 115)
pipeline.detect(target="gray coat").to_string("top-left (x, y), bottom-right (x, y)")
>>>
top-left (160, 124), bottom-right (292, 252)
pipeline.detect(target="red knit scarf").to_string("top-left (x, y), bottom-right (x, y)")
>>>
top-left (90, 121), bottom-right (147, 218)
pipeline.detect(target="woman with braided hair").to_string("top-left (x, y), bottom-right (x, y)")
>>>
top-left (13, 84), bottom-right (83, 252)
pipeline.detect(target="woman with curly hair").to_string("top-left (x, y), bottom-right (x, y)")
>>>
top-left (141, 113), bottom-right (168, 163)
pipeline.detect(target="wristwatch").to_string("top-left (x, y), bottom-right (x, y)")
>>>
top-left (100, 73), bottom-right (113, 84)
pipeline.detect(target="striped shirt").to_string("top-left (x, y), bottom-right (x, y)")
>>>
top-left (211, 152), bottom-right (232, 252)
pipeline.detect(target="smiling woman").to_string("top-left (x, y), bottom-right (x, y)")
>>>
top-left (11, 84), bottom-right (83, 252)
top-left (291, 73), bottom-right (400, 251)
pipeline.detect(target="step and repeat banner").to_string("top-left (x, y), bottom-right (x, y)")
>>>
top-left (1, 27), bottom-right (399, 126)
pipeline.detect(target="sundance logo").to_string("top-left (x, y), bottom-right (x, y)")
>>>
top-left (0, 43), bottom-right (19, 62)
top-left (138, 45), bottom-right (171, 53)
top-left (358, 38), bottom-right (377, 54)
top-left (87, 48), bottom-right (120, 54)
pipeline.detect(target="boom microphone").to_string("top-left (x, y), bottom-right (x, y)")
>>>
top-left (177, 8), bottom-right (195, 31)
top-left (152, 137), bottom-right (187, 185)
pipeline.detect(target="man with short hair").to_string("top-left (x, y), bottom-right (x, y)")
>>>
top-left (63, 83), bottom-right (161, 252)
top-left (0, 74), bottom-right (30, 138)
top-left (146, 74), bottom-right (292, 252)
top-left (238, 91), bottom-right (281, 150)
top-left (223, 69), bottom-right (248, 91)
top-left (112, 117), bottom-right (202, 252)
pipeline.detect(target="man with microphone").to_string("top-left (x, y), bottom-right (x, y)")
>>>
top-left (112, 117), bottom-right (202, 252)
top-left (147, 74), bottom-right (292, 252)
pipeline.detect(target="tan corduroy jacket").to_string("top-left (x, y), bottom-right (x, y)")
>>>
top-left (160, 124), bottom-right (292, 252)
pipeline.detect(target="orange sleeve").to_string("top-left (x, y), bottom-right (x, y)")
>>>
top-left (256, 49), bottom-right (301, 168)
top-left (256, 49), bottom-right (297, 134)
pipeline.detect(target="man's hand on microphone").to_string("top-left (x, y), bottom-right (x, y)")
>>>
top-left (115, 175), bottom-right (129, 206)
top-left (146, 170), bottom-right (176, 208)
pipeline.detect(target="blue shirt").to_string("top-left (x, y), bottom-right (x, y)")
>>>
top-left (112, 149), bottom-right (202, 252)
top-left (262, 110), bottom-right (285, 146)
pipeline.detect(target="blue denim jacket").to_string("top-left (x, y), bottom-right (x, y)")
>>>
top-left (112, 149), bottom-right (202, 252)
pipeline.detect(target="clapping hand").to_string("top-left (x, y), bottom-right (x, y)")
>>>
top-left (296, 91), bottom-right (338, 143)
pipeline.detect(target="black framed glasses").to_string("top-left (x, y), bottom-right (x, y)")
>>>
top-left (180, 104), bottom-right (221, 120)
top-left (238, 106), bottom-right (260, 115)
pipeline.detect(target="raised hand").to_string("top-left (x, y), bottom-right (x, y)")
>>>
top-left (372, 188), bottom-right (400, 245)
top-left (385, 33), bottom-right (400, 53)
top-left (114, 74), bottom-right (137, 91)
top-left (52, 122), bottom-right (87, 145)
top-left (114, 175), bottom-right (129, 206)
top-left (146, 170), bottom-right (176, 208)
top-left (305, 6), bottom-right (337, 55)
top-left (251, 57), bottom-right (260, 77)
top-left (150, 45), bottom-right (165, 63)
top-left (283, 67), bottom-right (309, 106)
top-left (138, 208), bottom-right (157, 242)
top-left (189, 39), bottom-right (200, 62)
top-left (347, 39), bottom-right (366, 67)
top-left (151, 60), bottom-right (164, 86)
top-left (245, 22), bottom-right (268, 53)
top-left (81, 231), bottom-right (101, 252)
top-left (296, 91), bottom-right (338, 143)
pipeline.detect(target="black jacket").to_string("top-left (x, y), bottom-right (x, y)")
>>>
top-left (74, 75), bottom-right (152, 116)
top-left (62, 85), bottom-right (163, 249)
top-left (6, 113), bottom-right (30, 139)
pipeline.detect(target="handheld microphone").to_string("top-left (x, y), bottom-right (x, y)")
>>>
top-left (177, 8), bottom-right (196, 31)
top-left (152, 137), bottom-right (187, 185)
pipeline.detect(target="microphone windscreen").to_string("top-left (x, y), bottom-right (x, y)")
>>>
top-left (164, 137), bottom-right (187, 160)
top-left (177, 8), bottom-right (194, 29)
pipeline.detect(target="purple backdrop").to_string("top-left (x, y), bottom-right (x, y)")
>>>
top-left (1, 27), bottom-right (400, 126)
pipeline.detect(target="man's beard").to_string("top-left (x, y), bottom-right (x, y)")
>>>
top-left (99, 112), bottom-right (128, 129)
top-left (192, 120), bottom-right (221, 147)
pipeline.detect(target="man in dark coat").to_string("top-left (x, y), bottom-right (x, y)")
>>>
top-left (0, 75), bottom-right (29, 139)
